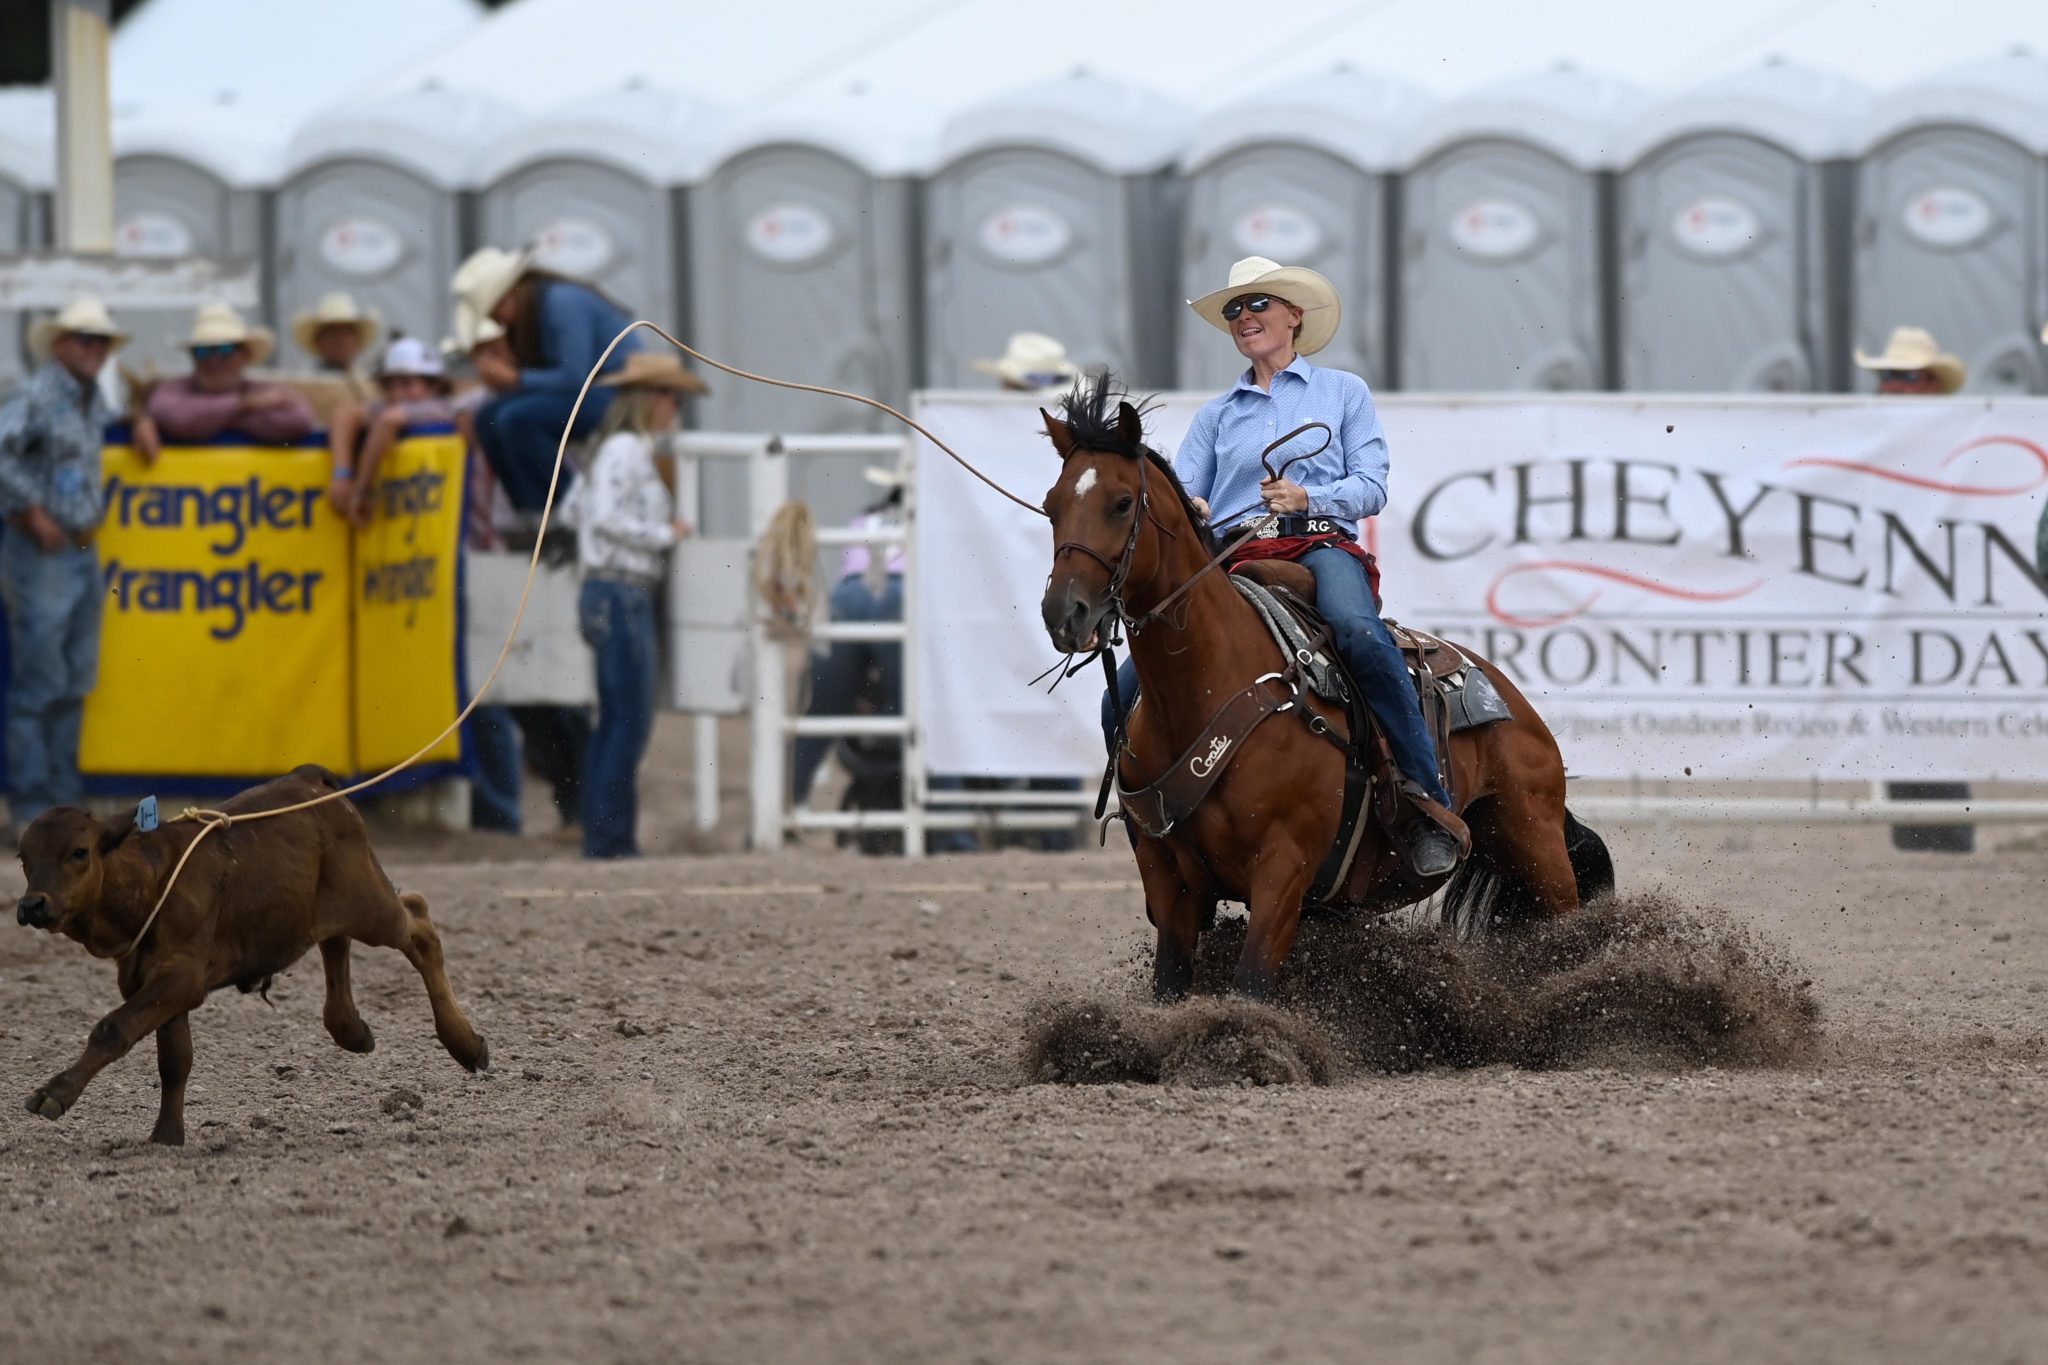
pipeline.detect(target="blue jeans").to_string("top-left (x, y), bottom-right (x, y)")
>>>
top-left (477, 387), bottom-right (610, 512)
top-left (1098, 547), bottom-right (1451, 807)
top-left (579, 577), bottom-right (659, 858)
top-left (793, 573), bottom-right (903, 803)
top-left (1, 536), bottom-right (102, 828)
top-left (464, 704), bottom-right (524, 833)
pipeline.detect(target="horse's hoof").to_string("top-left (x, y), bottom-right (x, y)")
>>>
top-left (28, 1090), bottom-right (65, 1121)
top-left (331, 1020), bottom-right (376, 1055)
top-left (149, 1123), bottom-right (186, 1147)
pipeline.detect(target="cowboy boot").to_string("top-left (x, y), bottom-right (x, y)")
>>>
top-left (1398, 782), bottom-right (1470, 878)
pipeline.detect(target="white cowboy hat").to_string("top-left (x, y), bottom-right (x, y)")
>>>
top-left (451, 245), bottom-right (537, 321)
top-left (178, 301), bottom-right (275, 365)
top-left (290, 291), bottom-right (382, 356)
top-left (971, 332), bottom-right (1081, 393)
top-left (27, 295), bottom-right (129, 362)
top-left (597, 350), bottom-right (710, 395)
top-left (1853, 325), bottom-right (1965, 394)
top-left (442, 313), bottom-right (507, 358)
top-left (376, 336), bottom-right (446, 381)
top-left (1188, 256), bottom-right (1341, 357)
top-left (863, 465), bottom-right (907, 489)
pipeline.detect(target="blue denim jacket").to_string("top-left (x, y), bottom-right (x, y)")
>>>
top-left (521, 281), bottom-right (642, 396)
top-left (0, 362), bottom-right (113, 534)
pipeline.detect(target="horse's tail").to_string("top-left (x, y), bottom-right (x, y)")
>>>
top-left (1436, 807), bottom-right (1614, 940)
top-left (1562, 808), bottom-right (1615, 905)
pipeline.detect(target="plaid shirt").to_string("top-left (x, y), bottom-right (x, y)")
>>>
top-left (0, 361), bottom-right (113, 535)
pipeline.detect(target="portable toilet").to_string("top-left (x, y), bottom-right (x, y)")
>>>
top-left (0, 89), bottom-right (51, 392)
top-left (1177, 68), bottom-right (1430, 392)
top-left (478, 82), bottom-right (726, 331)
top-left (1854, 52), bottom-right (2048, 394)
top-left (1618, 64), bottom-right (1868, 394)
top-left (1397, 68), bottom-right (1644, 392)
top-left (111, 106), bottom-right (275, 377)
top-left (275, 85), bottom-right (514, 353)
top-left (689, 90), bottom-right (928, 436)
top-left (925, 73), bottom-right (1188, 391)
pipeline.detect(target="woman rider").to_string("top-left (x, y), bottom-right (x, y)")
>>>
top-left (1101, 255), bottom-right (1466, 878)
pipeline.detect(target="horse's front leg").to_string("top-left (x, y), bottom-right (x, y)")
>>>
top-left (1234, 839), bottom-right (1317, 1001)
top-left (1134, 833), bottom-right (1203, 1002)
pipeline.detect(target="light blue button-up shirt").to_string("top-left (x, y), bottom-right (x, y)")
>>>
top-left (1171, 356), bottom-right (1389, 538)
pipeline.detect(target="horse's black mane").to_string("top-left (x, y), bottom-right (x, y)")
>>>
top-left (1057, 373), bottom-right (1216, 555)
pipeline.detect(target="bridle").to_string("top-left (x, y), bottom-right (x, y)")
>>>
top-left (1052, 422), bottom-right (1333, 642)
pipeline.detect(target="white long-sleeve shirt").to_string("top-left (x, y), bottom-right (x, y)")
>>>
top-left (576, 430), bottom-right (676, 581)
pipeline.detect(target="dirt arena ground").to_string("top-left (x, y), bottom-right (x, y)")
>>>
top-left (4, 803), bottom-right (2046, 1364)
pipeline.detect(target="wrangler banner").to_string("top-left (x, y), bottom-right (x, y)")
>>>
top-left (352, 431), bottom-right (466, 774)
top-left (46, 432), bottom-right (465, 788)
top-left (913, 393), bottom-right (2048, 781)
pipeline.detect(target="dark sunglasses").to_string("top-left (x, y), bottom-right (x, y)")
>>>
top-left (191, 343), bottom-right (240, 361)
top-left (1220, 294), bottom-right (1278, 322)
top-left (67, 333), bottom-right (115, 349)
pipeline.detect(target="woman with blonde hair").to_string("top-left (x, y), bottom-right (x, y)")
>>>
top-left (575, 351), bottom-right (707, 858)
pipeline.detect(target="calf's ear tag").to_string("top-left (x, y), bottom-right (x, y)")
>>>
top-left (136, 796), bottom-right (159, 833)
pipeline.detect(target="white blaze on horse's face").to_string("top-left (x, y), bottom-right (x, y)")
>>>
top-left (1071, 467), bottom-right (1098, 501)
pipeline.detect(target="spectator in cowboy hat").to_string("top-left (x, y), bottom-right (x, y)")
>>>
top-left (147, 302), bottom-right (316, 445)
top-left (327, 336), bottom-right (458, 526)
top-left (576, 351), bottom-right (705, 859)
top-left (1859, 324), bottom-right (1973, 851)
top-left (1854, 325), bottom-right (1967, 396)
top-left (452, 246), bottom-right (641, 516)
top-left (972, 332), bottom-right (1083, 395)
top-left (0, 297), bottom-right (156, 835)
top-left (291, 291), bottom-right (381, 401)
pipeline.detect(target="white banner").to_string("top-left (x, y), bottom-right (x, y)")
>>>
top-left (914, 392), bottom-right (2048, 782)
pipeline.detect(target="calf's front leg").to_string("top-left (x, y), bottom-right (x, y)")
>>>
top-left (28, 970), bottom-right (205, 1123)
top-left (149, 1013), bottom-right (193, 1146)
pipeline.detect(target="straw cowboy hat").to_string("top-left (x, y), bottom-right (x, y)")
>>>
top-left (1853, 326), bottom-right (1965, 394)
top-left (27, 295), bottom-right (129, 362)
top-left (376, 336), bottom-right (447, 381)
top-left (452, 245), bottom-right (537, 321)
top-left (1188, 255), bottom-right (1341, 356)
top-left (291, 291), bottom-right (382, 356)
top-left (598, 351), bottom-right (709, 395)
top-left (972, 332), bottom-right (1081, 392)
top-left (177, 301), bottom-right (274, 364)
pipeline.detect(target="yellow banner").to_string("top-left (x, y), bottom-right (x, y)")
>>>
top-left (352, 433), bottom-right (467, 773)
top-left (83, 443), bottom-right (354, 777)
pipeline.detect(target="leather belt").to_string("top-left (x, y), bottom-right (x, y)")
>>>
top-left (1248, 515), bottom-right (1354, 542)
top-left (586, 567), bottom-right (661, 591)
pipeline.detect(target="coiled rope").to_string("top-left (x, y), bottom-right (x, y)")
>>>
top-left (118, 319), bottom-right (1049, 959)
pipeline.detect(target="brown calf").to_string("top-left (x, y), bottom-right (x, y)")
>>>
top-left (14, 765), bottom-right (488, 1145)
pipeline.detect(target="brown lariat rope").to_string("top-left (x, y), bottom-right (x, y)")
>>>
top-left (117, 319), bottom-right (1050, 960)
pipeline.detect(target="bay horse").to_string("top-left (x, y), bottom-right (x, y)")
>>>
top-left (1038, 383), bottom-right (1612, 1001)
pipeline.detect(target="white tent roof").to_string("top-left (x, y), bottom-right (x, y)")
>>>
top-left (477, 82), bottom-right (729, 186)
top-left (356, 0), bottom-right (958, 111)
top-left (104, 0), bottom-right (482, 185)
top-left (1183, 68), bottom-right (1435, 173)
top-left (0, 87), bottom-right (53, 189)
top-left (284, 83), bottom-right (519, 187)
top-left (939, 72), bottom-right (1190, 175)
top-left (1623, 61), bottom-right (1872, 164)
top-left (1404, 66), bottom-right (1647, 171)
top-left (710, 89), bottom-right (943, 179)
top-left (1861, 50), bottom-right (2048, 154)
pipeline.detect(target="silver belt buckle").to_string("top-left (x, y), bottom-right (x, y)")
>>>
top-left (1254, 520), bottom-right (1279, 540)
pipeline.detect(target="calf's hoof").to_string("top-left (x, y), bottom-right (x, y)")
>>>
top-left (330, 1019), bottom-right (376, 1055)
top-left (26, 1087), bottom-right (67, 1121)
top-left (460, 1034), bottom-right (491, 1074)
